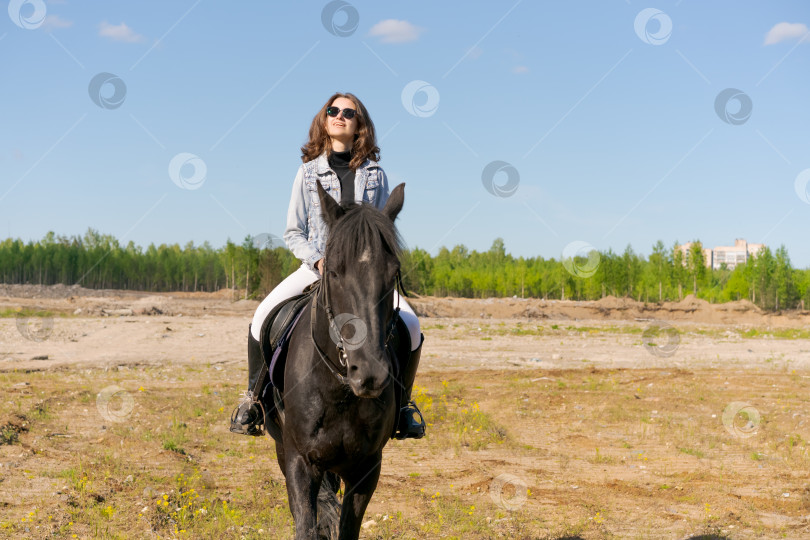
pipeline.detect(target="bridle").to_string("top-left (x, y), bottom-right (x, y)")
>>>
top-left (310, 267), bottom-right (407, 385)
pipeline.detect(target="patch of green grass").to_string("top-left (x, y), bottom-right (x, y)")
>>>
top-left (771, 328), bottom-right (810, 339)
top-left (786, 433), bottom-right (803, 448)
top-left (417, 491), bottom-right (501, 536)
top-left (590, 447), bottom-right (616, 464)
top-left (739, 327), bottom-right (810, 340)
top-left (56, 465), bottom-right (91, 495)
top-left (511, 326), bottom-right (543, 335)
top-left (161, 419), bottom-right (189, 455)
top-left (581, 376), bottom-right (620, 392)
top-left (0, 308), bottom-right (59, 318)
top-left (0, 425), bottom-right (19, 445)
top-left (678, 447), bottom-right (705, 459)
top-left (162, 439), bottom-right (186, 454)
top-left (485, 323), bottom-right (548, 336)
top-left (31, 401), bottom-right (52, 421)
top-left (566, 325), bottom-right (603, 334)
top-left (98, 504), bottom-right (116, 520)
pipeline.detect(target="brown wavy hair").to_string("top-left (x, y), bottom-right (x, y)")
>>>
top-left (300, 92), bottom-right (380, 170)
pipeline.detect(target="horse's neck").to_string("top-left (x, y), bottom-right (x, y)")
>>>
top-left (306, 295), bottom-right (343, 376)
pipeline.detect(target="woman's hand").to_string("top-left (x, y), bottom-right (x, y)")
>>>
top-left (315, 258), bottom-right (325, 275)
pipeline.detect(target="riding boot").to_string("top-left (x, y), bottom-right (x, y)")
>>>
top-left (392, 333), bottom-right (427, 440)
top-left (229, 325), bottom-right (267, 436)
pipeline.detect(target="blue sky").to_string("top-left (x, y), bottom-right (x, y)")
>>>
top-left (2, 0), bottom-right (809, 266)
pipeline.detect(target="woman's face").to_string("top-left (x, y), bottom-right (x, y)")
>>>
top-left (326, 96), bottom-right (359, 142)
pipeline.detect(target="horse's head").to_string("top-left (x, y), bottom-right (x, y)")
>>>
top-left (316, 181), bottom-right (405, 398)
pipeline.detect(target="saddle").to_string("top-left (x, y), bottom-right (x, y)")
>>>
top-left (258, 280), bottom-right (321, 393)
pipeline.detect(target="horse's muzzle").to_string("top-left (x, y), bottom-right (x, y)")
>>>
top-left (347, 357), bottom-right (391, 398)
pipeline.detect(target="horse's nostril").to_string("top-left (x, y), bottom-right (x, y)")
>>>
top-left (349, 364), bottom-right (359, 372)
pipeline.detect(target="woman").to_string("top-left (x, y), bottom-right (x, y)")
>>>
top-left (230, 92), bottom-right (425, 440)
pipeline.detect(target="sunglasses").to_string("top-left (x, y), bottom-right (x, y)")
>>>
top-left (326, 106), bottom-right (357, 120)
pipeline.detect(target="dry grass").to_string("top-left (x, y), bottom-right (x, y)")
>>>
top-left (1, 356), bottom-right (809, 538)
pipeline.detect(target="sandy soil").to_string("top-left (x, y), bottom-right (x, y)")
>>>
top-left (2, 285), bottom-right (809, 373)
top-left (1, 286), bottom-right (809, 539)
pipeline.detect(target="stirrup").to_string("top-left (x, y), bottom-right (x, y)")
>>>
top-left (229, 392), bottom-right (265, 436)
top-left (393, 400), bottom-right (426, 440)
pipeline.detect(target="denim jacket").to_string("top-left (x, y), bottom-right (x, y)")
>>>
top-left (283, 152), bottom-right (390, 271)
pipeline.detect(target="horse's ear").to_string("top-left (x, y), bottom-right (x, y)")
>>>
top-left (317, 180), bottom-right (344, 228)
top-left (382, 183), bottom-right (405, 222)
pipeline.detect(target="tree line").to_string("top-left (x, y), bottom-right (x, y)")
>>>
top-left (1, 230), bottom-right (808, 310)
top-left (0, 230), bottom-right (299, 299)
top-left (400, 238), bottom-right (809, 310)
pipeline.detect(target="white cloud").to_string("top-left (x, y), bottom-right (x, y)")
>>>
top-left (764, 22), bottom-right (809, 45)
top-left (513, 65), bottom-right (529, 74)
top-left (99, 21), bottom-right (144, 43)
top-left (42, 15), bottom-right (73, 30)
top-left (368, 19), bottom-right (423, 43)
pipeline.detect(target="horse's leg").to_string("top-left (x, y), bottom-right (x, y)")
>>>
top-left (317, 471), bottom-right (342, 539)
top-left (274, 438), bottom-right (285, 478)
top-left (323, 471), bottom-right (340, 494)
top-left (337, 454), bottom-right (382, 540)
top-left (284, 450), bottom-right (322, 540)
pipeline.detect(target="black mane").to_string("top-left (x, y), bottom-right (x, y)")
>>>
top-left (324, 202), bottom-right (403, 272)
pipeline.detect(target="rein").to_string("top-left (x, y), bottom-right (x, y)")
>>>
top-left (310, 268), bottom-right (407, 385)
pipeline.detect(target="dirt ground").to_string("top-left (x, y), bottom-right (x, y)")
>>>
top-left (1, 286), bottom-right (809, 539)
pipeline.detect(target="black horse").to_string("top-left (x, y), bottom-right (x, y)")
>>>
top-left (264, 181), bottom-right (408, 540)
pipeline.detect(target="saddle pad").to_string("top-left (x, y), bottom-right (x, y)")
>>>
top-left (260, 281), bottom-right (320, 355)
top-left (268, 307), bottom-right (305, 391)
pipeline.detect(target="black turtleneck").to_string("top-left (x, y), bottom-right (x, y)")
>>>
top-left (328, 149), bottom-right (355, 204)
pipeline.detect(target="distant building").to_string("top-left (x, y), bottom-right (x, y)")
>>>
top-left (710, 239), bottom-right (764, 270)
top-left (677, 239), bottom-right (764, 270)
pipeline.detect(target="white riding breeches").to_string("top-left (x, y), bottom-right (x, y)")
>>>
top-left (250, 265), bottom-right (422, 351)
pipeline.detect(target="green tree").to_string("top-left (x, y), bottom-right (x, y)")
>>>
top-left (686, 241), bottom-right (707, 296)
